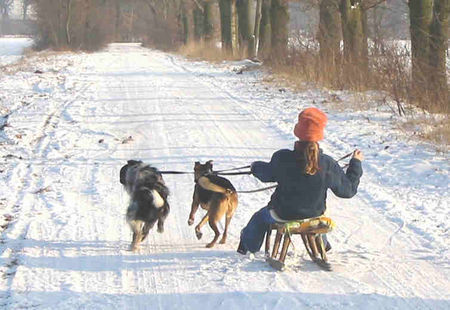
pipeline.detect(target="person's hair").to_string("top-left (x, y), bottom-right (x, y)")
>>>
top-left (295, 141), bottom-right (320, 175)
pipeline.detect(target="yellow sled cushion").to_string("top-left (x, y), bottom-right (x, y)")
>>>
top-left (285, 216), bottom-right (336, 234)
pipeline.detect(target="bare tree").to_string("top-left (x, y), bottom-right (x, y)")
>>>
top-left (0, 0), bottom-right (12, 34)
top-left (203, 0), bottom-right (215, 43)
top-left (428, 0), bottom-right (448, 110)
top-left (250, 0), bottom-right (263, 59)
top-left (409, 0), bottom-right (433, 101)
top-left (219, 0), bottom-right (239, 54)
top-left (0, 0), bottom-right (13, 19)
top-left (318, 0), bottom-right (341, 69)
top-left (270, 0), bottom-right (289, 58)
top-left (408, 0), bottom-right (448, 111)
top-left (237, 0), bottom-right (255, 55)
top-left (32, 0), bottom-right (116, 51)
top-left (23, 0), bottom-right (32, 20)
top-left (258, 0), bottom-right (272, 57)
top-left (339, 0), bottom-right (369, 84)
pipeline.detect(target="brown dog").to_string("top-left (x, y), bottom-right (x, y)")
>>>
top-left (188, 160), bottom-right (238, 248)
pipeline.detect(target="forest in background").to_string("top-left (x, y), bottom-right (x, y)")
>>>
top-left (3, 0), bottom-right (448, 114)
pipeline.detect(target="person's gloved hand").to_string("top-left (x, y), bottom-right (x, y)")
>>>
top-left (250, 162), bottom-right (257, 175)
top-left (352, 149), bottom-right (364, 161)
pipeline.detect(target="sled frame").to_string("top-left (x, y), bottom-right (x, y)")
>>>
top-left (265, 221), bottom-right (332, 271)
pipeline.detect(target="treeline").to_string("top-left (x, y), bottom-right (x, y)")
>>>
top-left (290, 0), bottom-right (448, 112)
top-left (409, 0), bottom-right (448, 111)
top-left (30, 1), bottom-right (291, 60)
top-left (33, 0), bottom-right (113, 51)
top-left (31, 0), bottom-right (448, 112)
top-left (31, 0), bottom-right (181, 50)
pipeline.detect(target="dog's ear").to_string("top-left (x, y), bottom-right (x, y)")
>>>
top-left (127, 159), bottom-right (141, 165)
top-left (206, 160), bottom-right (213, 168)
top-left (120, 164), bottom-right (128, 185)
top-left (194, 161), bottom-right (200, 168)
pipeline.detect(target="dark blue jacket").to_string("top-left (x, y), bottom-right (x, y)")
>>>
top-left (251, 149), bottom-right (362, 220)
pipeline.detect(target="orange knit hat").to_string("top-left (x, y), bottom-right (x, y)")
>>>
top-left (293, 107), bottom-right (328, 142)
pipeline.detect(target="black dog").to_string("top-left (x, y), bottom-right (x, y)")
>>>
top-left (120, 160), bottom-right (170, 251)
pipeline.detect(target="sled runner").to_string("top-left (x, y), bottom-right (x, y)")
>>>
top-left (264, 216), bottom-right (335, 271)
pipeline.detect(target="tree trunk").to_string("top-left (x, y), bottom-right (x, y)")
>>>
top-left (181, 3), bottom-right (194, 44)
top-left (429, 0), bottom-right (449, 110)
top-left (318, 0), bottom-right (341, 68)
top-left (259, 0), bottom-right (272, 57)
top-left (65, 0), bottom-right (72, 45)
top-left (115, 0), bottom-right (121, 41)
top-left (203, 0), bottom-right (215, 44)
top-left (0, 3), bottom-right (8, 35)
top-left (56, 0), bottom-right (64, 47)
top-left (219, 0), bottom-right (232, 50)
top-left (84, 0), bottom-right (93, 49)
top-left (409, 0), bottom-right (433, 100)
top-left (23, 0), bottom-right (30, 20)
top-left (270, 0), bottom-right (289, 59)
top-left (237, 0), bottom-right (255, 56)
top-left (361, 8), bottom-right (369, 75)
top-left (250, 0), bottom-right (263, 59)
top-left (193, 4), bottom-right (204, 41)
top-left (340, 0), bottom-right (368, 84)
top-left (219, 0), bottom-right (239, 54)
top-left (230, 0), bottom-right (239, 54)
top-left (129, 1), bottom-right (135, 42)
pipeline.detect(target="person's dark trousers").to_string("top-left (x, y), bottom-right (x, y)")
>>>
top-left (320, 234), bottom-right (332, 253)
top-left (237, 206), bottom-right (276, 254)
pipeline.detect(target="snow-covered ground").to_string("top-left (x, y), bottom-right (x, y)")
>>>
top-left (0, 43), bottom-right (448, 309)
top-left (0, 37), bottom-right (33, 66)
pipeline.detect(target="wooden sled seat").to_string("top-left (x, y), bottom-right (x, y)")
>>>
top-left (264, 215), bottom-right (336, 271)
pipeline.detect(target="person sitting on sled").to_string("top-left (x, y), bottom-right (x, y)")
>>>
top-left (237, 107), bottom-right (363, 255)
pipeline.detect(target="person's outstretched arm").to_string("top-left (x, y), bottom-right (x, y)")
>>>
top-left (328, 150), bottom-right (363, 198)
top-left (250, 151), bottom-right (282, 183)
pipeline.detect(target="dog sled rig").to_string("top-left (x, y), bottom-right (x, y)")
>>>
top-left (154, 151), bottom-right (353, 271)
top-left (158, 164), bottom-right (338, 271)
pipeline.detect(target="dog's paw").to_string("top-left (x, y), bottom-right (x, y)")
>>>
top-left (129, 244), bottom-right (140, 252)
top-left (157, 226), bottom-right (164, 233)
top-left (188, 218), bottom-right (194, 226)
top-left (219, 238), bottom-right (226, 244)
top-left (195, 231), bottom-right (203, 240)
top-left (205, 242), bottom-right (215, 248)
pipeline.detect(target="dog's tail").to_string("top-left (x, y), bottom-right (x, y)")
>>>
top-left (135, 187), bottom-right (165, 209)
top-left (197, 176), bottom-right (235, 195)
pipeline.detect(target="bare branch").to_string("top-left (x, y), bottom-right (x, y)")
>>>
top-left (362, 0), bottom-right (387, 10)
top-left (192, 0), bottom-right (204, 13)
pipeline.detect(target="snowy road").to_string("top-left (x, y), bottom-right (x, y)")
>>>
top-left (0, 43), bottom-right (449, 309)
top-left (0, 37), bottom-right (33, 66)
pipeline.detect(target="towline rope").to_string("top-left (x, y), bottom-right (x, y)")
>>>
top-left (159, 168), bottom-right (251, 176)
top-left (159, 170), bottom-right (193, 175)
top-left (159, 150), bottom-right (356, 192)
top-left (236, 185), bottom-right (277, 194)
top-left (213, 165), bottom-right (251, 173)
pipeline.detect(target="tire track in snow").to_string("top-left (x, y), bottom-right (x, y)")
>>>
top-left (0, 80), bottom-right (93, 306)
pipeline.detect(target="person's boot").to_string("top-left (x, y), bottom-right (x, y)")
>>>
top-left (237, 241), bottom-right (248, 255)
top-left (325, 241), bottom-right (332, 252)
